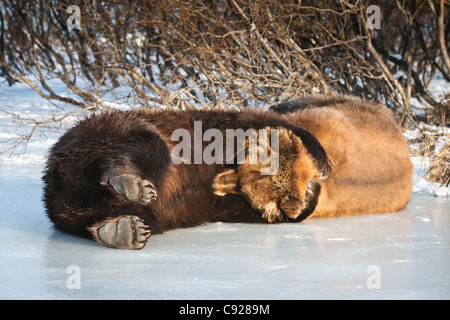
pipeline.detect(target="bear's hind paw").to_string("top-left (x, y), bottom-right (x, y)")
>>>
top-left (88, 215), bottom-right (151, 250)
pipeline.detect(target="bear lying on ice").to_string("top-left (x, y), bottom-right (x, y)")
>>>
top-left (43, 95), bottom-right (413, 249)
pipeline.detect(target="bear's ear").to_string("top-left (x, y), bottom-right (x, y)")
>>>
top-left (269, 100), bottom-right (305, 114)
top-left (282, 124), bottom-right (332, 180)
top-left (212, 169), bottom-right (239, 196)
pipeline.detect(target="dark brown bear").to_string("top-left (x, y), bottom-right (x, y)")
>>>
top-left (43, 106), bottom-right (332, 249)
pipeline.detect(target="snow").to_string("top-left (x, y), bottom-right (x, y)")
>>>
top-left (405, 126), bottom-right (449, 197)
top-left (411, 157), bottom-right (450, 197)
top-left (0, 81), bottom-right (449, 300)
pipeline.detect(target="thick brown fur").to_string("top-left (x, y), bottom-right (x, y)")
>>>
top-left (213, 127), bottom-right (321, 222)
top-left (215, 95), bottom-right (413, 220)
top-left (287, 95), bottom-right (413, 218)
top-left (43, 95), bottom-right (412, 247)
top-left (43, 107), bottom-right (331, 243)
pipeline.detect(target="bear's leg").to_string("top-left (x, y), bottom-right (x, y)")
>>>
top-left (88, 215), bottom-right (151, 249)
top-left (108, 174), bottom-right (157, 205)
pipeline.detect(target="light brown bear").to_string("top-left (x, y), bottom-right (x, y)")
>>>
top-left (213, 95), bottom-right (413, 222)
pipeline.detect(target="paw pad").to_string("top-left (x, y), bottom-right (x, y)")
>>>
top-left (90, 215), bottom-right (151, 250)
top-left (109, 174), bottom-right (157, 205)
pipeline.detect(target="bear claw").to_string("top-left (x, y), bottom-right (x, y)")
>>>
top-left (89, 215), bottom-right (151, 250)
top-left (109, 174), bottom-right (157, 205)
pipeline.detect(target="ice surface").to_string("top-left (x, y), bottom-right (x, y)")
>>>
top-left (1, 81), bottom-right (449, 300)
top-left (0, 175), bottom-right (449, 300)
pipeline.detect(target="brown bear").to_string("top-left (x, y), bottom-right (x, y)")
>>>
top-left (43, 95), bottom-right (413, 249)
top-left (213, 95), bottom-right (413, 221)
top-left (43, 106), bottom-right (332, 249)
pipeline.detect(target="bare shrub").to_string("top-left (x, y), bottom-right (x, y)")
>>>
top-left (426, 140), bottom-right (450, 187)
top-left (0, 0), bottom-right (449, 152)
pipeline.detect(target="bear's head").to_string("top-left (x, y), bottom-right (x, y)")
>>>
top-left (213, 127), bottom-right (326, 222)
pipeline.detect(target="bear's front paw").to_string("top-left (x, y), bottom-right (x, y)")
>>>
top-left (109, 174), bottom-right (157, 205)
top-left (88, 215), bottom-right (151, 250)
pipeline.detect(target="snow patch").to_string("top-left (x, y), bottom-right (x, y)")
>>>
top-left (325, 238), bottom-right (352, 242)
top-left (411, 157), bottom-right (450, 197)
top-left (415, 216), bottom-right (431, 222)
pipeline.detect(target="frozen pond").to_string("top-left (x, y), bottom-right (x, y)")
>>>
top-left (0, 176), bottom-right (449, 300)
top-left (0, 82), bottom-right (449, 300)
